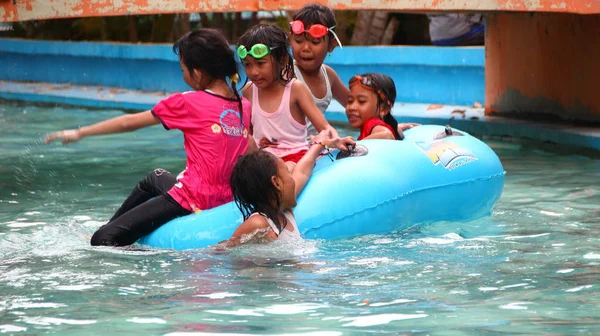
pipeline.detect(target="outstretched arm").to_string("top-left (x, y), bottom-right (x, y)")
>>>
top-left (292, 131), bottom-right (352, 198)
top-left (293, 81), bottom-right (355, 151)
top-left (363, 125), bottom-right (395, 140)
top-left (45, 110), bottom-right (160, 145)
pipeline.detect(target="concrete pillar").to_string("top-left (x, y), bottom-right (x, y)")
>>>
top-left (485, 13), bottom-right (600, 122)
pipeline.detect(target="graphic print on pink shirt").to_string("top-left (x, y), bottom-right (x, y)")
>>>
top-left (218, 107), bottom-right (249, 138)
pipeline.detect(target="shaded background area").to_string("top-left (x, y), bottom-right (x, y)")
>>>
top-left (0, 11), bottom-right (434, 46)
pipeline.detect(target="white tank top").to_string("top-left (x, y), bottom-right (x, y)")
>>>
top-left (294, 63), bottom-right (333, 138)
top-left (250, 210), bottom-right (301, 242)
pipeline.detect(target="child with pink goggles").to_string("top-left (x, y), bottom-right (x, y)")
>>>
top-left (290, 20), bottom-right (343, 48)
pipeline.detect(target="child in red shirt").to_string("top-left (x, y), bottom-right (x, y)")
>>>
top-left (346, 73), bottom-right (419, 140)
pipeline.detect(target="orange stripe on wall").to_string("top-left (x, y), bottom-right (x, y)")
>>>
top-left (2, 0), bottom-right (600, 23)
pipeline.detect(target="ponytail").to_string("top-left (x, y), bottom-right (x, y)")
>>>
top-left (382, 113), bottom-right (403, 140)
top-left (229, 73), bottom-right (244, 121)
top-left (282, 55), bottom-right (295, 82)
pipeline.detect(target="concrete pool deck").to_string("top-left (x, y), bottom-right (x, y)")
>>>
top-left (2, 80), bottom-right (599, 152)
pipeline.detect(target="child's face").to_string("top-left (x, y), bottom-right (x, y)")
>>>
top-left (346, 85), bottom-right (385, 129)
top-left (290, 32), bottom-right (333, 73)
top-left (273, 157), bottom-right (297, 209)
top-left (242, 55), bottom-right (278, 89)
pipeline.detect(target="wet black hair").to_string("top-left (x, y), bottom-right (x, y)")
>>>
top-left (351, 73), bottom-right (402, 140)
top-left (173, 28), bottom-right (243, 117)
top-left (237, 24), bottom-right (294, 84)
top-left (293, 4), bottom-right (338, 45)
top-left (230, 150), bottom-right (288, 233)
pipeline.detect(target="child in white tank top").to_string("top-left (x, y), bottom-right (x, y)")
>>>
top-left (237, 24), bottom-right (354, 169)
top-left (227, 131), bottom-right (352, 246)
top-left (290, 4), bottom-right (350, 138)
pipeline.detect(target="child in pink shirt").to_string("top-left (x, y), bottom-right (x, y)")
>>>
top-left (45, 29), bottom-right (255, 247)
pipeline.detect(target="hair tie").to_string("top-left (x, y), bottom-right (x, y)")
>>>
top-left (230, 73), bottom-right (240, 84)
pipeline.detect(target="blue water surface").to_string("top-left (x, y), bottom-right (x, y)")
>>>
top-left (1, 101), bottom-right (600, 335)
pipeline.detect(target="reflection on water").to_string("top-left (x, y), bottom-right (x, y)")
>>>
top-left (1, 101), bottom-right (600, 334)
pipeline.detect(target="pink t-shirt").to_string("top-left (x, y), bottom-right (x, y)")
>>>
top-left (152, 90), bottom-right (251, 212)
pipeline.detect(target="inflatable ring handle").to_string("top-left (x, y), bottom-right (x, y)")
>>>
top-left (434, 125), bottom-right (465, 140)
top-left (445, 125), bottom-right (453, 135)
top-left (336, 144), bottom-right (369, 160)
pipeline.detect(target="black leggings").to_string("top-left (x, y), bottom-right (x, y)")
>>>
top-left (90, 168), bottom-right (191, 247)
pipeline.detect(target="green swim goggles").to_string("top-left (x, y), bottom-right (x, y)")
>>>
top-left (237, 44), bottom-right (277, 60)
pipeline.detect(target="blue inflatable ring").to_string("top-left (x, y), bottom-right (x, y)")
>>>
top-left (138, 125), bottom-right (505, 250)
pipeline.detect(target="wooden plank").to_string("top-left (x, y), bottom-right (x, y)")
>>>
top-left (1, 0), bottom-right (599, 23)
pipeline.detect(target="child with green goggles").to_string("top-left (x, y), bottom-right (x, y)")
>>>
top-left (237, 23), bottom-right (355, 169)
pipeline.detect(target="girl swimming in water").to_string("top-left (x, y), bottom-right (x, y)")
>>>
top-left (227, 130), bottom-right (350, 245)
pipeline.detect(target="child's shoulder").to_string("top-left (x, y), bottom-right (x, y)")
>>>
top-left (289, 79), bottom-right (313, 102)
top-left (169, 90), bottom-right (207, 102)
top-left (241, 82), bottom-right (254, 98)
top-left (323, 65), bottom-right (342, 81)
top-left (323, 64), bottom-right (335, 72)
top-left (240, 213), bottom-right (271, 232)
top-left (249, 212), bottom-right (270, 225)
top-left (291, 78), bottom-right (309, 91)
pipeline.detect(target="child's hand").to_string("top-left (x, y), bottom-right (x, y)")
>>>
top-left (309, 130), bottom-right (332, 146)
top-left (397, 123), bottom-right (420, 132)
top-left (45, 129), bottom-right (82, 145)
top-left (311, 131), bottom-right (355, 152)
top-left (333, 136), bottom-right (356, 152)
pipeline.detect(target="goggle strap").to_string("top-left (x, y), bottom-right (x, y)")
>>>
top-left (237, 45), bottom-right (247, 59)
top-left (351, 76), bottom-right (390, 105)
top-left (329, 29), bottom-right (343, 49)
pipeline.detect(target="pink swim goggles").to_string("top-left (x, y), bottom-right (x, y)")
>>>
top-left (290, 20), bottom-right (343, 48)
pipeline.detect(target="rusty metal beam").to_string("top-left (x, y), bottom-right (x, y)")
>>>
top-left (1, 0), bottom-right (599, 22)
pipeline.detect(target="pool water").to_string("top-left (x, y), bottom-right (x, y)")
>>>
top-left (1, 101), bottom-right (600, 335)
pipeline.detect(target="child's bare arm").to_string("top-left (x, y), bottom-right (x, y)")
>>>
top-left (291, 142), bottom-right (325, 198)
top-left (293, 81), bottom-right (355, 151)
top-left (226, 215), bottom-right (276, 247)
top-left (326, 65), bottom-right (349, 107)
top-left (293, 80), bottom-right (330, 132)
top-left (364, 125), bottom-right (395, 140)
top-left (45, 111), bottom-right (160, 145)
top-left (241, 82), bottom-right (253, 101)
top-left (245, 136), bottom-right (259, 154)
top-left (292, 132), bottom-right (352, 197)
